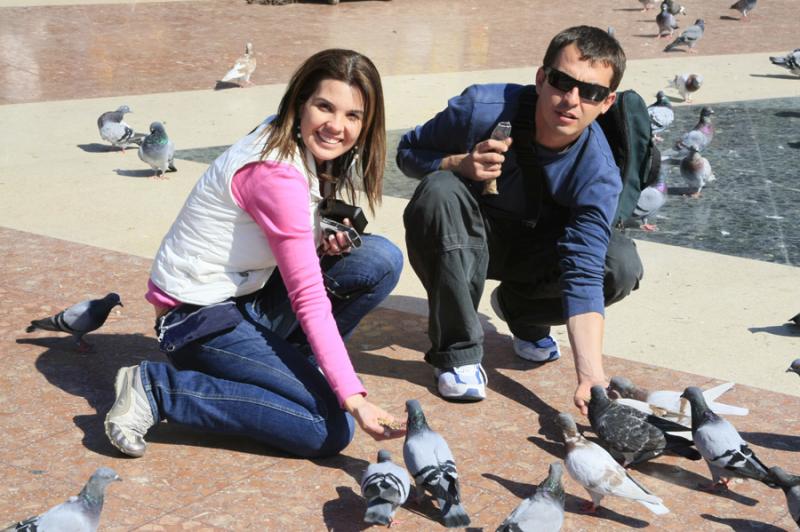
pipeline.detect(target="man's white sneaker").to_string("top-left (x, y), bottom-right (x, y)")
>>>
top-left (434, 363), bottom-right (487, 401)
top-left (513, 335), bottom-right (561, 363)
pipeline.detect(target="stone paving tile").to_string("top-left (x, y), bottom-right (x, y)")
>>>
top-left (1, 229), bottom-right (799, 530)
top-left (1, 0), bottom-right (798, 104)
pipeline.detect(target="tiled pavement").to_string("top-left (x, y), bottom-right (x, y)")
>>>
top-left (2, 0), bottom-right (800, 530)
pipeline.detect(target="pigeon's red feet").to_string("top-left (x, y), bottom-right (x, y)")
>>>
top-left (579, 501), bottom-right (598, 514)
top-left (641, 223), bottom-right (659, 232)
top-left (76, 340), bottom-right (95, 353)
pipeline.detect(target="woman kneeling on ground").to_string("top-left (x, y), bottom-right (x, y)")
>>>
top-left (104, 48), bottom-right (405, 458)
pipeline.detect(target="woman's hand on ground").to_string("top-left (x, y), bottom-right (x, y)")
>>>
top-left (344, 394), bottom-right (406, 441)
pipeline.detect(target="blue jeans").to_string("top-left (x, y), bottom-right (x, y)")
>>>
top-left (140, 235), bottom-right (402, 458)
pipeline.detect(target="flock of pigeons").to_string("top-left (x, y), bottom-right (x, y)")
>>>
top-left (95, 43), bottom-right (257, 178)
top-left (624, 0), bottom-right (800, 233)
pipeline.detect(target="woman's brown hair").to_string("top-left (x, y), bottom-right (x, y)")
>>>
top-left (260, 48), bottom-right (386, 213)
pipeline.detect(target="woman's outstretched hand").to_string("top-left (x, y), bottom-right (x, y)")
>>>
top-left (344, 394), bottom-right (406, 441)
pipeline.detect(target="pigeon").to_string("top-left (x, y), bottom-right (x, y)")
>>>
top-left (680, 146), bottom-right (715, 197)
top-left (639, 0), bottom-right (657, 11)
top-left (3, 467), bottom-right (121, 532)
top-left (496, 462), bottom-right (565, 532)
top-left (662, 0), bottom-right (686, 16)
top-left (97, 105), bottom-right (144, 152)
top-left (770, 50), bottom-right (800, 77)
top-left (588, 385), bottom-right (700, 467)
top-left (647, 90), bottom-right (674, 141)
top-left (26, 293), bottom-right (123, 352)
top-left (680, 386), bottom-right (776, 490)
top-left (663, 106), bottom-right (715, 160)
top-left (138, 121), bottom-right (176, 178)
top-left (626, 169), bottom-right (667, 231)
top-left (220, 42), bottom-right (257, 87)
top-left (607, 376), bottom-right (749, 426)
top-left (656, 3), bottom-right (679, 38)
top-left (730, 0), bottom-right (757, 21)
top-left (667, 73), bottom-right (703, 103)
top-left (361, 450), bottom-right (411, 527)
top-left (403, 399), bottom-right (470, 528)
top-left (664, 19), bottom-right (704, 53)
top-left (787, 359), bottom-right (800, 376)
top-left (769, 467), bottom-right (800, 526)
top-left (555, 412), bottom-right (669, 515)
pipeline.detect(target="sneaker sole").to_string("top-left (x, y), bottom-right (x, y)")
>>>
top-left (104, 367), bottom-right (144, 457)
top-left (515, 351), bottom-right (561, 363)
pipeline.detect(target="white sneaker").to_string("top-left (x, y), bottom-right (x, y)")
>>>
top-left (490, 287), bottom-right (561, 363)
top-left (104, 365), bottom-right (155, 457)
top-left (513, 335), bottom-right (561, 363)
top-left (434, 363), bottom-right (487, 401)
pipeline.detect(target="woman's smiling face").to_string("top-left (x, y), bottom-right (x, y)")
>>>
top-left (299, 78), bottom-right (365, 166)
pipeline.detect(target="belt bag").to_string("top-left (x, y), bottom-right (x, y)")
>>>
top-left (156, 300), bottom-right (243, 353)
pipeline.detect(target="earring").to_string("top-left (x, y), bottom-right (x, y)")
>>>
top-left (295, 123), bottom-right (301, 139)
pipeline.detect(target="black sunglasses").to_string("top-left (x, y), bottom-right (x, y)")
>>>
top-left (543, 67), bottom-right (611, 103)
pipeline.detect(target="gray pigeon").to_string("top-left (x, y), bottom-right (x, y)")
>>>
top-left (680, 147), bottom-right (715, 197)
top-left (680, 386), bottom-right (776, 490)
top-left (588, 385), bottom-right (700, 467)
top-left (97, 105), bottom-right (144, 152)
top-left (770, 49), bottom-right (800, 77)
top-left (138, 121), bottom-right (176, 178)
top-left (608, 376), bottom-right (748, 426)
top-left (360, 449), bottom-right (411, 527)
top-left (730, 0), bottom-right (757, 21)
top-left (769, 467), bottom-right (800, 527)
top-left (3, 467), bottom-right (121, 532)
top-left (668, 107), bottom-right (715, 160)
top-left (496, 462), bottom-right (565, 532)
top-left (787, 358), bottom-right (800, 376)
top-left (656, 3), bottom-right (679, 38)
top-left (26, 293), bottom-right (123, 351)
top-left (626, 169), bottom-right (667, 232)
top-left (664, 19), bottom-right (704, 53)
top-left (403, 399), bottom-right (470, 528)
top-left (647, 91), bottom-right (674, 141)
top-left (662, 0), bottom-right (686, 16)
top-left (555, 413), bottom-right (669, 515)
top-left (667, 73), bottom-right (703, 103)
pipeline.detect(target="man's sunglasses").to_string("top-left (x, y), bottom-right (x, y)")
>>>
top-left (543, 67), bottom-right (611, 103)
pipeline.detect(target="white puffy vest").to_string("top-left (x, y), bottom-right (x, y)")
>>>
top-left (150, 123), bottom-right (322, 305)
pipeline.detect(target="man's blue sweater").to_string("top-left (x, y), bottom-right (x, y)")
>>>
top-left (396, 83), bottom-right (621, 318)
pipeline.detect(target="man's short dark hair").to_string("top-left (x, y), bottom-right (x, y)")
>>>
top-left (542, 26), bottom-right (627, 92)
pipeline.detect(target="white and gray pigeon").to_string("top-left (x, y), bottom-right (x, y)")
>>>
top-left (680, 386), bottom-right (776, 490)
top-left (3, 467), bottom-right (121, 532)
top-left (656, 3), bottom-right (679, 38)
top-left (627, 169), bottom-right (667, 231)
top-left (496, 462), bottom-right (565, 532)
top-left (769, 467), bottom-right (800, 527)
top-left (770, 49), bottom-right (800, 77)
top-left (787, 358), bottom-right (800, 377)
top-left (138, 121), bottom-right (176, 178)
top-left (664, 18), bottom-right (704, 53)
top-left (680, 146), bottom-right (715, 197)
top-left (647, 90), bottom-right (674, 141)
top-left (730, 0), bottom-right (757, 21)
top-left (588, 385), bottom-right (701, 467)
top-left (555, 412), bottom-right (669, 515)
top-left (667, 73), bottom-right (703, 103)
top-left (662, 0), bottom-right (686, 16)
top-left (665, 106), bottom-right (715, 161)
top-left (26, 293), bottom-right (123, 352)
top-left (220, 42), bottom-right (257, 87)
top-left (360, 449), bottom-right (411, 527)
top-left (97, 105), bottom-right (144, 152)
top-left (608, 376), bottom-right (749, 427)
top-left (403, 399), bottom-right (470, 528)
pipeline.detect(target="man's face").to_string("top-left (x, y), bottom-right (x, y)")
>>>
top-left (535, 43), bottom-right (617, 151)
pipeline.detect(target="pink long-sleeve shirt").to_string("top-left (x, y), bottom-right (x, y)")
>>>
top-left (146, 160), bottom-right (366, 407)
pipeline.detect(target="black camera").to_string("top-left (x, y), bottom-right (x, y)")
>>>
top-left (319, 198), bottom-right (368, 234)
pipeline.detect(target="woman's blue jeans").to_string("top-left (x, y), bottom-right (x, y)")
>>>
top-left (139, 235), bottom-right (402, 458)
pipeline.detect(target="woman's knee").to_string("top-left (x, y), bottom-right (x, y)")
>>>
top-left (297, 411), bottom-right (355, 458)
top-left (361, 235), bottom-right (403, 286)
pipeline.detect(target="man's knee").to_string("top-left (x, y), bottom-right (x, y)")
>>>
top-left (404, 171), bottom-right (471, 224)
top-left (604, 232), bottom-right (643, 302)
